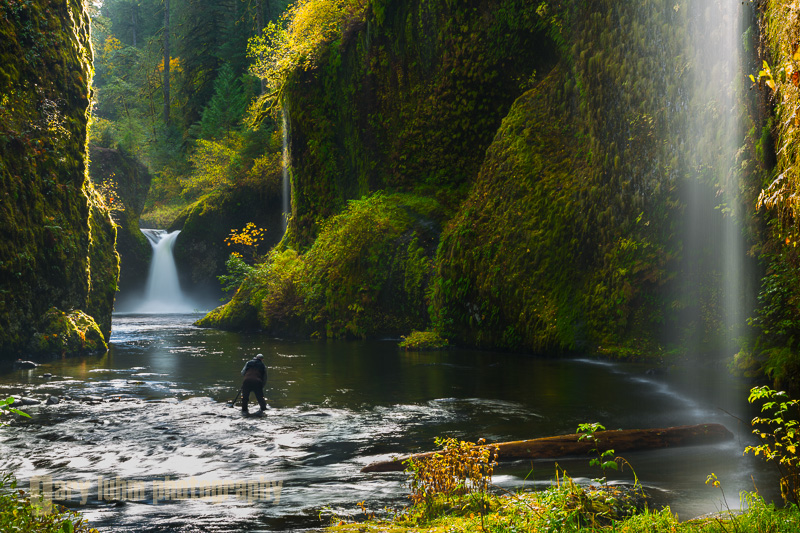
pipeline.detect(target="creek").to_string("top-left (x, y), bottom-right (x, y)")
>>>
top-left (0, 313), bottom-right (779, 532)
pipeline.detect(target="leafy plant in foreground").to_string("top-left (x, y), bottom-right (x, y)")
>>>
top-left (0, 397), bottom-right (30, 424)
top-left (0, 472), bottom-right (97, 533)
top-left (745, 385), bottom-right (800, 504)
top-left (404, 437), bottom-right (499, 522)
top-left (577, 422), bottom-right (619, 486)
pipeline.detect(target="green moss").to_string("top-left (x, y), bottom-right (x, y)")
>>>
top-left (283, 0), bottom-right (558, 247)
top-left (398, 330), bottom-right (448, 351)
top-left (0, 0), bottom-right (117, 358)
top-left (198, 193), bottom-right (441, 338)
top-left (88, 146), bottom-right (151, 301)
top-left (28, 307), bottom-right (107, 356)
top-left (431, 70), bottom-right (590, 352)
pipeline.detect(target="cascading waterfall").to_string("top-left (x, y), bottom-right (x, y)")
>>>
top-left (281, 107), bottom-right (291, 232)
top-left (136, 229), bottom-right (196, 313)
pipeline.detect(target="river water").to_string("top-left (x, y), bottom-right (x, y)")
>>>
top-left (0, 314), bottom-right (778, 531)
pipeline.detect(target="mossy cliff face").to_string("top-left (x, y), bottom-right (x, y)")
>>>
top-left (435, 1), bottom-right (767, 356)
top-left (734, 1), bottom-right (800, 388)
top-left (0, 0), bottom-right (118, 357)
top-left (89, 146), bottom-right (151, 309)
top-left (284, 0), bottom-right (557, 247)
top-left (204, 0), bottom-right (766, 358)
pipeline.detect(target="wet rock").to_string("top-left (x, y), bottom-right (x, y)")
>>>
top-left (11, 397), bottom-right (40, 407)
top-left (36, 432), bottom-right (77, 442)
top-left (78, 395), bottom-right (104, 403)
top-left (14, 360), bottom-right (38, 369)
top-left (42, 373), bottom-right (53, 378)
top-left (45, 396), bottom-right (60, 405)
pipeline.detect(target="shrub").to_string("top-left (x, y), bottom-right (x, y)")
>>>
top-left (404, 437), bottom-right (498, 520)
top-left (398, 330), bottom-right (448, 351)
top-left (745, 385), bottom-right (800, 504)
top-left (0, 472), bottom-right (97, 533)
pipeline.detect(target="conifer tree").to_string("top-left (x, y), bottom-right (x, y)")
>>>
top-left (199, 63), bottom-right (249, 139)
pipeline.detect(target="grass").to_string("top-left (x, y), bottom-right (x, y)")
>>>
top-left (327, 483), bottom-right (800, 533)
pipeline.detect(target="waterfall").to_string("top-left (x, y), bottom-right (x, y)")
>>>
top-left (281, 107), bottom-right (291, 232)
top-left (680, 1), bottom-right (748, 357)
top-left (136, 229), bottom-right (196, 314)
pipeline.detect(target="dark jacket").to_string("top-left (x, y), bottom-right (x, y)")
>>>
top-left (241, 358), bottom-right (267, 384)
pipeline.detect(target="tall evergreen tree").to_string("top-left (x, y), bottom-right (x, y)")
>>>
top-left (163, 0), bottom-right (171, 127)
top-left (199, 63), bottom-right (249, 139)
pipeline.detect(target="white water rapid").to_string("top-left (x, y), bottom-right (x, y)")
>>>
top-left (136, 229), bottom-right (197, 313)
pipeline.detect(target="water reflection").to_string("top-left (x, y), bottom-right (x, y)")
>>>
top-left (0, 314), bottom-right (778, 531)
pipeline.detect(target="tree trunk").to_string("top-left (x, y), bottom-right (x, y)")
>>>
top-left (163, 0), bottom-right (170, 127)
top-left (361, 423), bottom-right (733, 473)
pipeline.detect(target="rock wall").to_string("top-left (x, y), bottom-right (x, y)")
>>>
top-left (202, 0), bottom-right (768, 361)
top-left (0, 0), bottom-right (118, 357)
top-left (89, 146), bottom-right (152, 310)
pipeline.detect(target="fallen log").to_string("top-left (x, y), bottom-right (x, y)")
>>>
top-left (361, 423), bottom-right (732, 473)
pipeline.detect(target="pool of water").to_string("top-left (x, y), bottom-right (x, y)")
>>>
top-left (0, 314), bottom-right (778, 531)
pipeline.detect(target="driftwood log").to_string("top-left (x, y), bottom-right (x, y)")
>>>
top-left (361, 423), bottom-right (732, 473)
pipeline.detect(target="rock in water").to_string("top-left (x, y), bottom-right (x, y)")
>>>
top-left (11, 397), bottom-right (40, 407)
top-left (14, 360), bottom-right (38, 369)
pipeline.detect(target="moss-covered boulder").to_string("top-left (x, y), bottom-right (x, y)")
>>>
top-left (0, 0), bottom-right (118, 357)
top-left (28, 307), bottom-right (106, 357)
top-left (89, 146), bottom-right (152, 309)
top-left (198, 193), bottom-right (441, 338)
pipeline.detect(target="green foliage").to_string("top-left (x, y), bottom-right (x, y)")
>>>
top-left (745, 386), bottom-right (800, 504)
top-left (257, 249), bottom-right (305, 329)
top-left (218, 254), bottom-right (255, 296)
top-left (198, 193), bottom-right (440, 338)
top-left (247, 0), bottom-right (369, 118)
top-left (577, 423), bottom-right (620, 486)
top-left (398, 331), bottom-right (448, 351)
top-left (0, 472), bottom-right (97, 532)
top-left (744, 245), bottom-right (800, 387)
top-left (404, 437), bottom-right (498, 522)
top-left (184, 137), bottom-right (243, 197)
top-left (198, 63), bottom-right (249, 140)
top-left (756, 1), bottom-right (800, 222)
top-left (0, 397), bottom-right (30, 424)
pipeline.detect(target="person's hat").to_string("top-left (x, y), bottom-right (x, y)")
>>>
top-left (256, 353), bottom-right (264, 359)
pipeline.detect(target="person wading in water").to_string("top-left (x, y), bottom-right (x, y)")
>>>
top-left (240, 353), bottom-right (267, 414)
